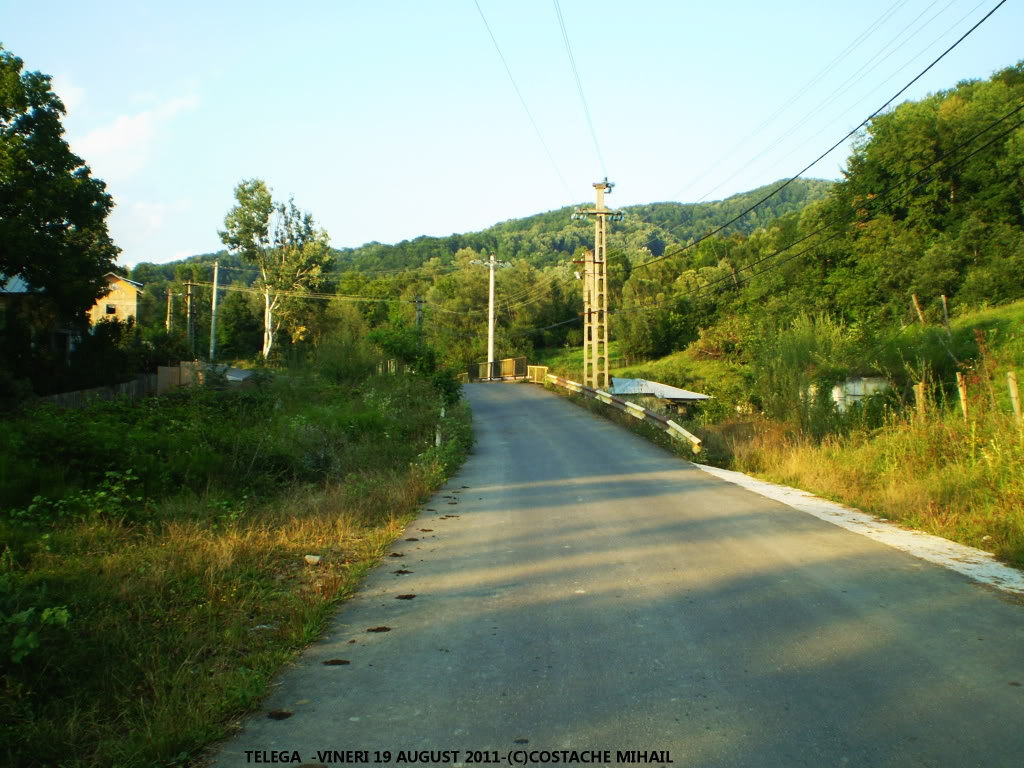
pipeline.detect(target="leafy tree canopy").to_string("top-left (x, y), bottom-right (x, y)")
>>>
top-left (0, 44), bottom-right (118, 320)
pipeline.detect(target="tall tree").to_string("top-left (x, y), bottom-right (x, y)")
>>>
top-left (219, 179), bottom-right (331, 358)
top-left (0, 44), bottom-right (119, 319)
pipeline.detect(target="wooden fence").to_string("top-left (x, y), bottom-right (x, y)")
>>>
top-left (37, 374), bottom-right (158, 408)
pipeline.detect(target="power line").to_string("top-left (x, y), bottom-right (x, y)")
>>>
top-left (216, 262), bottom-right (467, 278)
top-left (746, 0), bottom-right (988, 181)
top-left (510, 314), bottom-right (583, 336)
top-left (681, 0), bottom-right (957, 210)
top-left (668, 0), bottom-right (913, 203)
top-left (525, 105), bottom-right (1021, 332)
top-left (552, 0), bottom-right (607, 175)
top-left (498, 269), bottom-right (573, 308)
top-left (632, 0), bottom-right (1008, 272)
top-left (473, 0), bottom-right (573, 197)
top-left (616, 108), bottom-right (1024, 318)
top-left (194, 280), bottom-right (501, 317)
top-left (190, 281), bottom-right (407, 304)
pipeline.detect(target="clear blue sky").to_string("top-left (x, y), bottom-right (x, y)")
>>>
top-left (4, 0), bottom-right (1022, 266)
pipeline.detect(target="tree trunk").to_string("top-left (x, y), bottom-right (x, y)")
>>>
top-left (263, 289), bottom-right (274, 359)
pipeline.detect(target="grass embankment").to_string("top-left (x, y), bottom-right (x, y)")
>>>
top-left (530, 342), bottom-right (622, 383)
top-left (0, 371), bottom-right (471, 767)
top-left (539, 302), bottom-right (1024, 568)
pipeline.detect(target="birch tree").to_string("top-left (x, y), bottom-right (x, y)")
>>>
top-left (219, 179), bottom-right (332, 358)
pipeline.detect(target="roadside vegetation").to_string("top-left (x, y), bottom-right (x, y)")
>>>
top-left (527, 64), bottom-right (1024, 570)
top-left (0, 339), bottom-right (471, 767)
top-left (542, 301), bottom-right (1024, 568)
top-left (3, 41), bottom-right (1022, 765)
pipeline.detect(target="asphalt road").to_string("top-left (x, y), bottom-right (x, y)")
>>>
top-left (212, 382), bottom-right (1024, 768)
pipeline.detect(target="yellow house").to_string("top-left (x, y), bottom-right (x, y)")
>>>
top-left (88, 272), bottom-right (143, 325)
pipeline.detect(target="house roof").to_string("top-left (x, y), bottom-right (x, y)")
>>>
top-left (104, 272), bottom-right (144, 289)
top-left (609, 377), bottom-right (711, 401)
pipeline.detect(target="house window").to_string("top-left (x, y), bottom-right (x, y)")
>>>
top-left (106, 304), bottom-right (117, 315)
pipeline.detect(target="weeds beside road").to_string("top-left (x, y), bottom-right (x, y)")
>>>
top-left (541, 302), bottom-right (1024, 570)
top-left (0, 371), bottom-right (471, 767)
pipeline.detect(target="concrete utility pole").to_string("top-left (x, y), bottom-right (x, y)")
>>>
top-left (470, 255), bottom-right (511, 379)
top-left (209, 261), bottom-right (219, 361)
top-left (572, 179), bottom-right (623, 390)
top-left (415, 295), bottom-right (425, 328)
top-left (165, 290), bottom-right (175, 332)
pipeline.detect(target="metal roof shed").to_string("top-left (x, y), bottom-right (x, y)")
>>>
top-left (609, 377), bottom-right (711, 402)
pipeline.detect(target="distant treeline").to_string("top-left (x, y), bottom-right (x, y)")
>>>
top-left (131, 61), bottom-right (1024, 373)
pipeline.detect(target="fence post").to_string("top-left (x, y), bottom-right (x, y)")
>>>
top-left (913, 381), bottom-right (927, 419)
top-left (1008, 370), bottom-right (1022, 426)
top-left (956, 372), bottom-right (969, 423)
top-left (912, 294), bottom-right (926, 325)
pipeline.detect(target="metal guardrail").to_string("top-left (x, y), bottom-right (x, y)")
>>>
top-left (540, 373), bottom-right (703, 454)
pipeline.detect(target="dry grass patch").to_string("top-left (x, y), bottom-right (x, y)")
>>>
top-left (1, 380), bottom-right (472, 768)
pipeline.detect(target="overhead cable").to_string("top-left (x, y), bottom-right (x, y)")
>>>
top-left (631, 0), bottom-right (1008, 271)
top-left (473, 0), bottom-right (574, 197)
top-left (681, 0), bottom-right (957, 209)
top-left (668, 0), bottom-right (913, 203)
top-left (616, 108), bottom-right (1024, 317)
top-left (552, 0), bottom-right (607, 176)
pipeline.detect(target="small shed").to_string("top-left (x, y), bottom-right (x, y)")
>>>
top-left (609, 377), bottom-right (711, 415)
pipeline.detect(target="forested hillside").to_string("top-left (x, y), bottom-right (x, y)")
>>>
top-left (616, 62), bottom-right (1024, 365)
top-left (130, 179), bottom-right (831, 367)
top-left (131, 63), bottom-right (1022, 379)
top-left (331, 178), bottom-right (832, 271)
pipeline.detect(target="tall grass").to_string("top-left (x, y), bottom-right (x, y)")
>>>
top-left (0, 367), bottom-right (472, 767)
top-left (697, 309), bottom-right (1024, 566)
top-left (541, 302), bottom-right (1024, 568)
top-left (719, 403), bottom-right (1024, 565)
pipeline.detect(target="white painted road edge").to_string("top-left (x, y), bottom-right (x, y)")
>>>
top-left (693, 462), bottom-right (1024, 596)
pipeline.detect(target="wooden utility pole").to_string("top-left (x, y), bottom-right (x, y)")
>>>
top-left (209, 261), bottom-right (220, 361)
top-left (415, 296), bottom-right (424, 328)
top-left (185, 281), bottom-right (194, 356)
top-left (573, 179), bottom-right (622, 390)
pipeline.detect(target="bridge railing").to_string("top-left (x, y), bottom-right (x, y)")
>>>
top-left (539, 373), bottom-right (702, 454)
top-left (526, 365), bottom-right (548, 384)
top-left (473, 357), bottom-right (528, 381)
